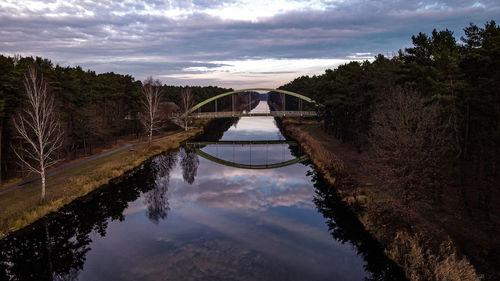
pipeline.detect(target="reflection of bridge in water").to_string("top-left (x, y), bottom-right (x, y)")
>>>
top-left (185, 141), bottom-right (309, 170)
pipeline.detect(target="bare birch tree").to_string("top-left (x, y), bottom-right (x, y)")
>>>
top-left (180, 87), bottom-right (193, 131)
top-left (13, 64), bottom-right (64, 203)
top-left (140, 77), bottom-right (163, 145)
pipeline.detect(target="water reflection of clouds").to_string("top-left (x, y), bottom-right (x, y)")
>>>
top-left (167, 155), bottom-right (314, 211)
top-left (175, 206), bottom-right (360, 267)
top-left (80, 114), bottom-right (371, 281)
top-left (170, 175), bottom-right (313, 211)
top-left (117, 108), bottom-right (367, 280)
top-left (118, 202), bottom-right (366, 281)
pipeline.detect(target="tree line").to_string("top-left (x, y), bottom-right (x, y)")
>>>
top-left (274, 21), bottom-right (500, 216)
top-left (0, 56), bottom-right (234, 186)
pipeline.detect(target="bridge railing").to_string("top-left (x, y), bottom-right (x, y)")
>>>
top-left (171, 111), bottom-right (317, 118)
top-left (272, 111), bottom-right (317, 116)
top-left (186, 140), bottom-right (299, 146)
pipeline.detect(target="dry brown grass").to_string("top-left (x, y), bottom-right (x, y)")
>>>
top-left (280, 119), bottom-right (484, 281)
top-left (387, 232), bottom-right (482, 281)
top-left (0, 128), bottom-right (202, 238)
top-left (283, 122), bottom-right (345, 183)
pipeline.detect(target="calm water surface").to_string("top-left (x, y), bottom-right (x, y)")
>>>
top-left (0, 102), bottom-right (405, 281)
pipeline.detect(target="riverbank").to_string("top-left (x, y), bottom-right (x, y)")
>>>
top-left (0, 126), bottom-right (204, 238)
top-left (280, 119), bottom-right (486, 281)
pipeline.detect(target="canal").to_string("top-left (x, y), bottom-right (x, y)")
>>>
top-left (0, 102), bottom-right (405, 281)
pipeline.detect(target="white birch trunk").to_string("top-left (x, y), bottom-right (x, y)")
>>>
top-left (140, 77), bottom-right (163, 146)
top-left (41, 168), bottom-right (46, 203)
top-left (180, 87), bottom-right (193, 131)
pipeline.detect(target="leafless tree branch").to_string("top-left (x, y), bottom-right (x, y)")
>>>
top-left (12, 64), bottom-right (64, 203)
top-left (180, 87), bottom-right (193, 131)
top-left (140, 77), bottom-right (163, 145)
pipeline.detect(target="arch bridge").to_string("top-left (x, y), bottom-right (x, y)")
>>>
top-left (181, 88), bottom-right (318, 118)
top-left (185, 140), bottom-right (309, 169)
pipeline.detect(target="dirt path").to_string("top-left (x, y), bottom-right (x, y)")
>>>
top-left (0, 142), bottom-right (135, 195)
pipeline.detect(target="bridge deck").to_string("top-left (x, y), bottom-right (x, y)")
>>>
top-left (180, 111), bottom-right (317, 118)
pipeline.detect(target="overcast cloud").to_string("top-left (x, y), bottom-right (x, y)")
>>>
top-left (1, 0), bottom-right (498, 88)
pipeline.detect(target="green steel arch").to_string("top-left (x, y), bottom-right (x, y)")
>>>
top-left (194, 148), bottom-right (309, 170)
top-left (184, 88), bottom-right (316, 116)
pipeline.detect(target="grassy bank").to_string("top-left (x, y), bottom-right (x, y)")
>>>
top-left (280, 119), bottom-right (483, 281)
top-left (0, 127), bottom-right (203, 238)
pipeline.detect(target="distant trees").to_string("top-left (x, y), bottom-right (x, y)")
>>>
top-left (49, 64), bottom-right (143, 158)
top-left (13, 64), bottom-right (64, 203)
top-left (140, 77), bottom-right (163, 144)
top-left (0, 55), bottom-right (21, 186)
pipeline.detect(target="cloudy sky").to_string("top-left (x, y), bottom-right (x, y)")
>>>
top-left (1, 0), bottom-right (498, 88)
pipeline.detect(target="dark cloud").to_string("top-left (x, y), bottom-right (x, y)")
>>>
top-left (0, 0), bottom-right (498, 87)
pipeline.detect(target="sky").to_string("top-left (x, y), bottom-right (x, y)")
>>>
top-left (0, 0), bottom-right (498, 89)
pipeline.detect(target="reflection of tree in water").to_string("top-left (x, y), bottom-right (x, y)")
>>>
top-left (192, 117), bottom-right (238, 142)
top-left (180, 147), bottom-right (199, 185)
top-left (144, 153), bottom-right (177, 224)
top-left (310, 169), bottom-right (408, 281)
top-left (0, 155), bottom-right (168, 281)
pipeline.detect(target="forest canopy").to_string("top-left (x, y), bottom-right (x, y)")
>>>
top-left (0, 56), bottom-right (231, 183)
top-left (272, 21), bottom-right (500, 223)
